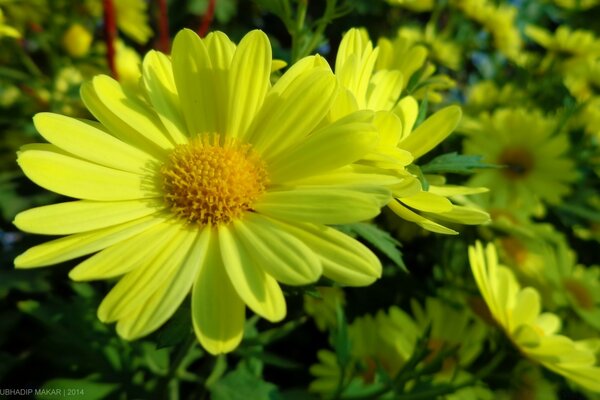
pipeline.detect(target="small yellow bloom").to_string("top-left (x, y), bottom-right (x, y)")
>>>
top-left (62, 23), bottom-right (93, 58)
top-left (114, 0), bottom-right (152, 44)
top-left (469, 242), bottom-right (600, 392)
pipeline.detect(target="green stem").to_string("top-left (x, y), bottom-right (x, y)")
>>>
top-left (162, 333), bottom-right (197, 400)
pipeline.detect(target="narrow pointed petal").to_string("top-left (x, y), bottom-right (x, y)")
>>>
top-left (14, 215), bottom-right (166, 268)
top-left (388, 200), bottom-right (458, 235)
top-left (14, 199), bottom-right (163, 235)
top-left (218, 226), bottom-right (286, 322)
top-left (33, 113), bottom-right (158, 173)
top-left (268, 219), bottom-right (382, 286)
top-left (97, 223), bottom-right (195, 323)
top-left (142, 51), bottom-right (188, 144)
top-left (228, 30), bottom-right (271, 139)
top-left (233, 214), bottom-right (322, 285)
top-left (192, 230), bottom-right (245, 355)
top-left (17, 144), bottom-right (159, 201)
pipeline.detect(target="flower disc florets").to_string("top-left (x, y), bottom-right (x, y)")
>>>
top-left (162, 135), bottom-right (269, 225)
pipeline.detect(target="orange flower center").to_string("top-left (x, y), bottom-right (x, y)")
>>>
top-left (161, 135), bottom-right (268, 226)
top-left (498, 147), bottom-right (535, 180)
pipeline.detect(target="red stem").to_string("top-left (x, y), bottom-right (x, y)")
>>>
top-left (103, 0), bottom-right (119, 80)
top-left (157, 0), bottom-right (170, 52)
top-left (198, 0), bottom-right (216, 38)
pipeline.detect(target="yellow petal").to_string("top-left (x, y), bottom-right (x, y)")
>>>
top-left (228, 30), bottom-right (271, 139)
top-left (97, 223), bottom-right (194, 323)
top-left (17, 144), bottom-right (159, 201)
top-left (68, 221), bottom-right (177, 281)
top-left (398, 105), bottom-right (461, 159)
top-left (172, 29), bottom-right (222, 136)
top-left (204, 31), bottom-right (236, 67)
top-left (388, 200), bottom-right (458, 234)
top-left (247, 67), bottom-right (338, 159)
top-left (427, 205), bottom-right (490, 225)
top-left (510, 287), bottom-right (541, 332)
top-left (88, 75), bottom-right (174, 151)
top-left (142, 51), bottom-right (188, 144)
top-left (33, 113), bottom-right (158, 173)
top-left (233, 214), bottom-right (322, 285)
top-left (192, 230), bottom-right (245, 355)
top-left (393, 96), bottom-right (418, 141)
top-left (269, 219), bottom-right (382, 286)
top-left (267, 110), bottom-right (378, 182)
top-left (116, 228), bottom-right (210, 340)
top-left (400, 191), bottom-right (453, 213)
top-left (14, 215), bottom-right (165, 268)
top-left (255, 186), bottom-right (390, 225)
top-left (366, 70), bottom-right (403, 111)
top-left (218, 225), bottom-right (286, 322)
top-left (14, 199), bottom-right (162, 235)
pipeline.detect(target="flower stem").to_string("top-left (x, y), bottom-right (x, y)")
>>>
top-left (157, 0), bottom-right (170, 52)
top-left (198, 0), bottom-right (216, 38)
top-left (102, 0), bottom-right (118, 80)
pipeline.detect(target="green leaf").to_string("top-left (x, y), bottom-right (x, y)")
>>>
top-left (210, 368), bottom-right (278, 400)
top-left (36, 379), bottom-right (118, 400)
top-left (420, 152), bottom-right (500, 175)
top-left (154, 304), bottom-right (192, 349)
top-left (341, 223), bottom-right (407, 273)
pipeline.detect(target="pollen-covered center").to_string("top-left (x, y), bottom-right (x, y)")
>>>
top-left (161, 135), bottom-right (269, 226)
top-left (498, 147), bottom-right (535, 180)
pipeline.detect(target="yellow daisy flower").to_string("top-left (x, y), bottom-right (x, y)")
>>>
top-left (334, 29), bottom-right (489, 235)
top-left (463, 108), bottom-right (578, 216)
top-left (394, 26), bottom-right (463, 71)
top-left (525, 25), bottom-right (600, 60)
top-left (62, 23), bottom-right (93, 58)
top-left (469, 242), bottom-right (600, 392)
top-left (13, 30), bottom-right (394, 355)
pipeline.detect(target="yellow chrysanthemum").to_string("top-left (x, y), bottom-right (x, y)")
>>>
top-left (334, 29), bottom-right (489, 235)
top-left (469, 242), bottom-right (600, 392)
top-left (394, 26), bottom-right (463, 71)
top-left (563, 58), bottom-right (600, 102)
top-left (525, 25), bottom-right (600, 60)
top-left (114, 40), bottom-right (142, 89)
top-left (13, 30), bottom-right (395, 355)
top-left (463, 108), bottom-right (577, 216)
top-left (114, 0), bottom-right (152, 44)
top-left (451, 0), bottom-right (524, 63)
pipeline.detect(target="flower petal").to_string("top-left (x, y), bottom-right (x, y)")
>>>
top-left (68, 221), bottom-right (177, 281)
top-left (14, 214), bottom-right (166, 268)
top-left (398, 105), bottom-right (461, 159)
top-left (172, 29), bottom-right (222, 136)
top-left (388, 200), bottom-right (458, 235)
top-left (228, 30), bottom-right (271, 140)
top-left (268, 219), bottom-right (382, 286)
top-left (14, 199), bottom-right (163, 235)
top-left (192, 230), bottom-right (245, 355)
top-left (254, 186), bottom-right (390, 225)
top-left (268, 110), bottom-right (378, 182)
top-left (218, 225), bottom-right (286, 322)
top-left (97, 223), bottom-right (195, 324)
top-left (116, 228), bottom-right (210, 339)
top-left (85, 75), bottom-right (174, 152)
top-left (233, 214), bottom-right (322, 285)
top-left (393, 96), bottom-right (418, 141)
top-left (247, 67), bottom-right (338, 159)
top-left (142, 51), bottom-right (188, 144)
top-left (17, 144), bottom-right (159, 201)
top-left (33, 113), bottom-right (158, 173)
top-left (400, 191), bottom-right (453, 213)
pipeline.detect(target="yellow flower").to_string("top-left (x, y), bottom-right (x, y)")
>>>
top-left (13, 30), bottom-right (394, 355)
top-left (395, 26), bottom-right (463, 71)
top-left (563, 58), bottom-right (600, 102)
top-left (525, 25), bottom-right (600, 60)
top-left (469, 242), bottom-right (600, 392)
top-left (334, 29), bottom-right (489, 235)
top-left (62, 23), bottom-right (93, 58)
top-left (463, 108), bottom-right (578, 216)
top-left (115, 0), bottom-right (152, 44)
